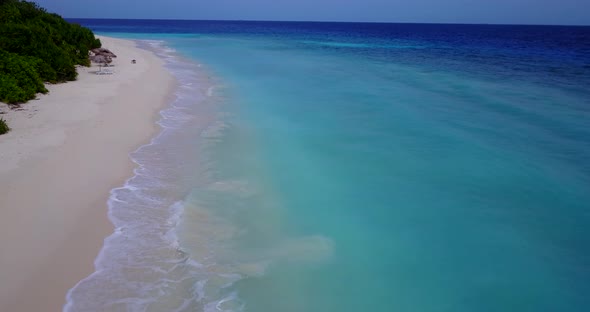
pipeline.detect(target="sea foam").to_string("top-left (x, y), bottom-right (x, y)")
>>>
top-left (64, 40), bottom-right (238, 312)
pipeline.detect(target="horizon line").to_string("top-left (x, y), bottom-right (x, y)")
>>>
top-left (65, 17), bottom-right (590, 27)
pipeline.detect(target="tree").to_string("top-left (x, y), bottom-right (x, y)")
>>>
top-left (0, 0), bottom-right (101, 105)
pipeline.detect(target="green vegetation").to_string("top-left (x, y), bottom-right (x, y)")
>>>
top-left (0, 0), bottom-right (101, 134)
top-left (0, 0), bottom-right (100, 104)
top-left (0, 118), bottom-right (9, 134)
top-left (0, 50), bottom-right (47, 103)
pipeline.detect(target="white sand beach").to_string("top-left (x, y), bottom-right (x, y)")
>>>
top-left (0, 36), bottom-right (175, 311)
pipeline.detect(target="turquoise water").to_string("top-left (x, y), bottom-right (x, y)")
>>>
top-left (171, 35), bottom-right (590, 311)
top-left (68, 21), bottom-right (590, 311)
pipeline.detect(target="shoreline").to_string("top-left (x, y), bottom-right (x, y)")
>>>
top-left (0, 36), bottom-right (176, 311)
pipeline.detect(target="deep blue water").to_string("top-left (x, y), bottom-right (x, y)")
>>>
top-left (69, 19), bottom-right (590, 312)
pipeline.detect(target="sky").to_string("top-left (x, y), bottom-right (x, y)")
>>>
top-left (37, 0), bottom-right (589, 25)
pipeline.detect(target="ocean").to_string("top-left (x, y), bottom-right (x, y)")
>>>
top-left (65, 20), bottom-right (590, 311)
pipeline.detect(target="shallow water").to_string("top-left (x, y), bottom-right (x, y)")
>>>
top-left (67, 21), bottom-right (590, 311)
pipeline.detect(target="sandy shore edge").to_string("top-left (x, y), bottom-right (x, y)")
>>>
top-left (0, 36), bottom-right (175, 311)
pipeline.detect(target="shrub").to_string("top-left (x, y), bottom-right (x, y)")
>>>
top-left (0, 118), bottom-right (9, 135)
top-left (0, 0), bottom-right (101, 92)
top-left (0, 50), bottom-right (47, 103)
top-left (0, 0), bottom-right (100, 104)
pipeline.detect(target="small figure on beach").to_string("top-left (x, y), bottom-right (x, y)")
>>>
top-left (132, 59), bottom-right (136, 64)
